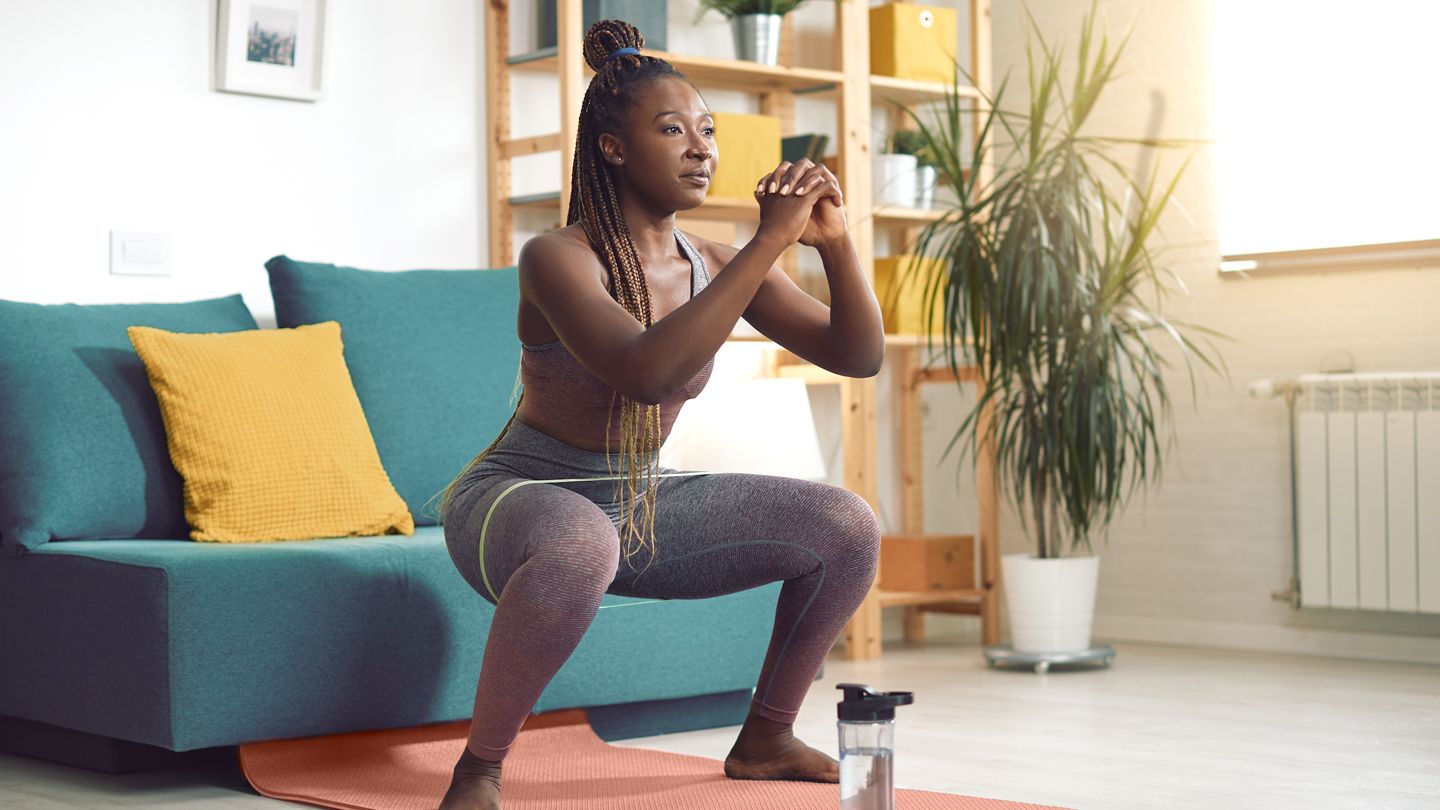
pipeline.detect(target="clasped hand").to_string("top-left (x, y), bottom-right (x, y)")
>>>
top-left (753, 159), bottom-right (848, 248)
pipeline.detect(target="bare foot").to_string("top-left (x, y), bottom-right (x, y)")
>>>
top-left (724, 711), bottom-right (839, 783)
top-left (437, 744), bottom-right (502, 810)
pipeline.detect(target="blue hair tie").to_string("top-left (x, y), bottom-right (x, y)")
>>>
top-left (605, 47), bottom-right (640, 61)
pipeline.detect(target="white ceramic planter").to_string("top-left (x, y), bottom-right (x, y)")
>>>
top-left (1001, 552), bottom-right (1100, 653)
top-left (873, 153), bottom-right (918, 208)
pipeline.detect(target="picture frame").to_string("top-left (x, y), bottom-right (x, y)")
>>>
top-left (216, 0), bottom-right (327, 102)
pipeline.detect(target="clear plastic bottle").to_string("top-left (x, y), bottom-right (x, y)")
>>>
top-left (836, 683), bottom-right (914, 810)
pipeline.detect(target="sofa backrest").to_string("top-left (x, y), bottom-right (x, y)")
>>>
top-left (266, 256), bottom-right (522, 526)
top-left (0, 295), bottom-right (259, 557)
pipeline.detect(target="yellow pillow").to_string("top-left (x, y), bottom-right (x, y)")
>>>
top-left (126, 321), bottom-right (414, 543)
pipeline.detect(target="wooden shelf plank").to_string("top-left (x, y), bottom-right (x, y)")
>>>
top-left (508, 47), bottom-right (843, 93)
top-left (499, 133), bottom-right (562, 159)
top-left (878, 588), bottom-right (985, 607)
top-left (683, 195), bottom-right (761, 221)
top-left (662, 51), bottom-right (844, 93)
top-left (874, 206), bottom-right (946, 226)
top-left (871, 75), bottom-right (985, 107)
top-left (505, 47), bottom-right (987, 107)
top-left (508, 197), bottom-right (798, 222)
top-left (513, 194), bottom-right (956, 229)
top-left (508, 191), bottom-right (561, 209)
top-left (725, 333), bottom-right (972, 350)
top-left (509, 192), bottom-right (760, 221)
top-left (507, 46), bottom-right (558, 67)
top-left (914, 602), bottom-right (983, 616)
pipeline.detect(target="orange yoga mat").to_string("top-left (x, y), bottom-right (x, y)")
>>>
top-left (238, 713), bottom-right (1071, 810)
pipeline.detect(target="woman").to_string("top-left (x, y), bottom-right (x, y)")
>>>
top-left (436, 19), bottom-right (885, 810)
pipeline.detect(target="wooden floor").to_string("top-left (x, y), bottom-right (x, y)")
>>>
top-left (1, 638), bottom-right (1436, 809)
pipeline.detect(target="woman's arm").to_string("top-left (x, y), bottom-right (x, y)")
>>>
top-left (719, 159), bottom-right (886, 378)
top-left (520, 232), bottom-right (782, 405)
top-left (704, 233), bottom-right (884, 379)
top-left (520, 182), bottom-right (824, 405)
top-left (626, 230), bottom-right (787, 403)
top-left (608, 171), bottom-right (839, 402)
top-left (814, 233), bottom-right (885, 377)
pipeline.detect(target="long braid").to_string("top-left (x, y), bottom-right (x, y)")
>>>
top-left (436, 20), bottom-right (688, 574)
top-left (569, 20), bottom-right (692, 574)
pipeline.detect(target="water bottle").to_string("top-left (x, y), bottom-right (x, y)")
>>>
top-left (836, 683), bottom-right (914, 810)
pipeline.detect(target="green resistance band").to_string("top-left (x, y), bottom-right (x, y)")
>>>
top-left (478, 471), bottom-right (718, 604)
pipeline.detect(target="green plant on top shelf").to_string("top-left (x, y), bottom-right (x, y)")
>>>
top-left (694, 0), bottom-right (808, 23)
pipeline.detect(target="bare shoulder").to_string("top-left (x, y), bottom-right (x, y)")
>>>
top-left (518, 225), bottom-right (607, 290)
top-left (516, 225), bottom-right (615, 348)
top-left (519, 224), bottom-right (597, 271)
top-left (677, 229), bottom-right (742, 277)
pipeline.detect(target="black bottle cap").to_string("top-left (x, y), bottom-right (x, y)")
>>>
top-left (836, 682), bottom-right (915, 721)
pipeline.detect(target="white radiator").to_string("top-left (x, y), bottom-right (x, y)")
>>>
top-left (1295, 373), bottom-right (1440, 613)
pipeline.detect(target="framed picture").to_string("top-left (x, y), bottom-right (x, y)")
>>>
top-left (216, 0), bottom-right (327, 101)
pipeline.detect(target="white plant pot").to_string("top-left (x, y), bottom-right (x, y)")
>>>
top-left (873, 153), bottom-right (917, 208)
top-left (1001, 552), bottom-right (1100, 653)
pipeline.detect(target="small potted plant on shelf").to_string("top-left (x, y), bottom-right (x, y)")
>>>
top-left (874, 130), bottom-right (918, 209)
top-left (888, 128), bottom-right (942, 209)
top-left (694, 0), bottom-right (808, 65)
top-left (896, 0), bottom-right (1228, 657)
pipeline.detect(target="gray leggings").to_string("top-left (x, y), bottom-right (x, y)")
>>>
top-left (442, 417), bottom-right (881, 761)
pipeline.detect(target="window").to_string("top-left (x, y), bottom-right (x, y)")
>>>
top-left (1215, 1), bottom-right (1440, 272)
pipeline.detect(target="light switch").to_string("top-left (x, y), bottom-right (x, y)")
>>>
top-left (110, 231), bottom-right (172, 276)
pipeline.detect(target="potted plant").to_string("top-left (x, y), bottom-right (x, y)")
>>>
top-left (873, 135), bottom-right (917, 209)
top-left (896, 0), bottom-right (1227, 655)
top-left (889, 128), bottom-right (942, 209)
top-left (694, 0), bottom-right (808, 65)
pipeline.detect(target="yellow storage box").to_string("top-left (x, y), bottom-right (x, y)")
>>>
top-left (710, 111), bottom-right (781, 200)
top-left (870, 3), bottom-right (959, 85)
top-left (874, 255), bottom-right (947, 335)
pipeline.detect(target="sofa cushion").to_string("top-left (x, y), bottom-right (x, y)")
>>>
top-left (266, 257), bottom-right (521, 526)
top-left (0, 295), bottom-right (258, 558)
top-left (0, 528), bottom-right (782, 751)
top-left (126, 321), bottom-right (414, 543)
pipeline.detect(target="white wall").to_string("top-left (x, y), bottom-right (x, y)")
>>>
top-left (0, 0), bottom-right (482, 326)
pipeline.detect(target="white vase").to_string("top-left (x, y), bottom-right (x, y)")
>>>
top-left (873, 153), bottom-right (917, 208)
top-left (1000, 552), bottom-right (1100, 653)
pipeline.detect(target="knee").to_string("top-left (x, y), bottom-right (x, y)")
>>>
top-left (818, 487), bottom-right (881, 581)
top-left (528, 513), bottom-right (620, 594)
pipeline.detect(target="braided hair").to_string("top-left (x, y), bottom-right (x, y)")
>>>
top-left (434, 20), bottom-right (694, 575)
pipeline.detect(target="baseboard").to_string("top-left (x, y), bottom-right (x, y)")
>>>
top-left (0, 715), bottom-right (233, 774)
top-left (1092, 615), bottom-right (1440, 665)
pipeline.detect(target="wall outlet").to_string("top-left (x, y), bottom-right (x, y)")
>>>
top-left (109, 231), bottom-right (172, 276)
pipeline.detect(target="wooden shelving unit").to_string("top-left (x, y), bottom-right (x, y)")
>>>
top-left (483, 0), bottom-right (998, 658)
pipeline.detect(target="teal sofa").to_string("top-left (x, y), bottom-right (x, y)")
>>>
top-left (0, 257), bottom-right (783, 774)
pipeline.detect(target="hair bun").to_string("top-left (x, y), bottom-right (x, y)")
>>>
top-left (583, 19), bottom-right (645, 72)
